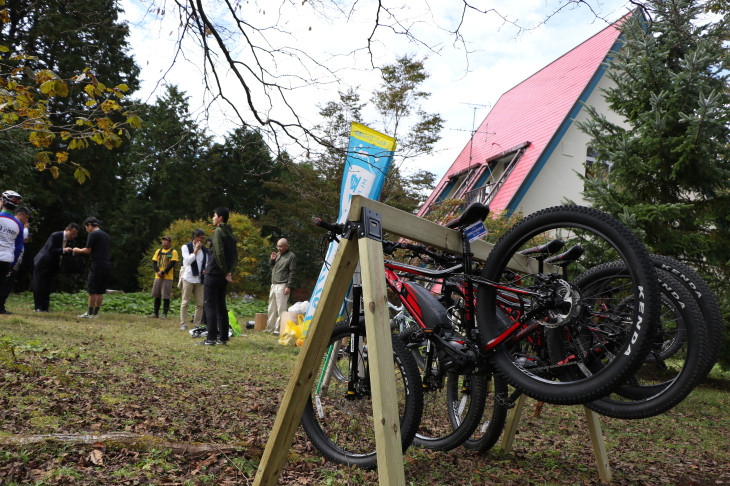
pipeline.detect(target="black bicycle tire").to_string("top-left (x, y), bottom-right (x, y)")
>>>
top-left (414, 369), bottom-right (488, 451)
top-left (650, 255), bottom-right (724, 378)
top-left (462, 373), bottom-right (510, 452)
top-left (300, 323), bottom-right (423, 468)
top-left (477, 205), bottom-right (660, 405)
top-left (579, 264), bottom-right (707, 418)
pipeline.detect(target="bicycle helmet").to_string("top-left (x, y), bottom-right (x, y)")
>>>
top-left (1, 190), bottom-right (22, 211)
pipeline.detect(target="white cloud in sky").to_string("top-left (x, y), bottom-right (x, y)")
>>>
top-left (120, 0), bottom-right (631, 181)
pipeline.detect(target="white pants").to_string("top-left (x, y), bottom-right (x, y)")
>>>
top-left (180, 279), bottom-right (204, 326)
top-left (267, 283), bottom-right (288, 331)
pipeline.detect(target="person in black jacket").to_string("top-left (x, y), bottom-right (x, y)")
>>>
top-left (200, 208), bottom-right (238, 346)
top-left (32, 223), bottom-right (80, 312)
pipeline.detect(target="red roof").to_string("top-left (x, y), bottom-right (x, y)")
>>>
top-left (420, 19), bottom-right (625, 215)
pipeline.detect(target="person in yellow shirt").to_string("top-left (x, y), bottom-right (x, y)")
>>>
top-left (148, 235), bottom-right (179, 319)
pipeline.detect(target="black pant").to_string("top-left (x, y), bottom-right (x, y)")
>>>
top-left (32, 267), bottom-right (57, 311)
top-left (0, 262), bottom-right (11, 311)
top-left (0, 264), bottom-right (14, 311)
top-left (204, 273), bottom-right (229, 341)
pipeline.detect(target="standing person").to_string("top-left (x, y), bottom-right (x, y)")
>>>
top-left (266, 238), bottom-right (296, 334)
top-left (179, 228), bottom-right (207, 330)
top-left (0, 206), bottom-right (30, 314)
top-left (0, 191), bottom-right (24, 315)
top-left (148, 235), bottom-right (178, 320)
top-left (201, 207), bottom-right (237, 346)
top-left (31, 223), bottom-right (80, 312)
top-left (71, 217), bottom-right (111, 319)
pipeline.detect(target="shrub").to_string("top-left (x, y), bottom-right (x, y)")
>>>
top-left (136, 214), bottom-right (270, 297)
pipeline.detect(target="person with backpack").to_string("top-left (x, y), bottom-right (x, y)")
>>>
top-left (200, 207), bottom-right (238, 346)
top-left (148, 235), bottom-right (179, 320)
top-left (179, 228), bottom-right (207, 330)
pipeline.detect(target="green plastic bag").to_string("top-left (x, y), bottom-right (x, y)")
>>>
top-left (228, 310), bottom-right (242, 336)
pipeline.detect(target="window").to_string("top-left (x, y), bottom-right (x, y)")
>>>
top-left (584, 146), bottom-right (611, 189)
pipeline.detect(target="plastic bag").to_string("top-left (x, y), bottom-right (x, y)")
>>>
top-left (278, 318), bottom-right (302, 346)
top-left (228, 310), bottom-right (242, 336)
top-left (287, 300), bottom-right (309, 314)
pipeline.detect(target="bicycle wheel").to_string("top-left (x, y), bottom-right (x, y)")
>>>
top-left (300, 323), bottom-right (423, 468)
top-left (650, 255), bottom-right (724, 378)
top-left (476, 205), bottom-right (660, 405)
top-left (582, 263), bottom-right (708, 419)
top-left (393, 287), bottom-right (488, 451)
top-left (414, 365), bottom-right (488, 451)
top-left (462, 372), bottom-right (509, 452)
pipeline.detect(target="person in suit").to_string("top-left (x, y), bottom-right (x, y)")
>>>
top-left (32, 223), bottom-right (80, 312)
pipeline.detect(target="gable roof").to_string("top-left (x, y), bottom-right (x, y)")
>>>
top-left (419, 18), bottom-right (626, 216)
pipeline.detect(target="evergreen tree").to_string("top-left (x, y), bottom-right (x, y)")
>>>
top-left (206, 127), bottom-right (282, 219)
top-left (578, 0), bottom-right (730, 364)
top-left (109, 85), bottom-right (211, 290)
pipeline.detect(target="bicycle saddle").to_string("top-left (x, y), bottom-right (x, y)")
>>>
top-left (444, 202), bottom-right (490, 229)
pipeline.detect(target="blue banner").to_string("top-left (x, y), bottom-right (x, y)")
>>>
top-left (302, 123), bottom-right (397, 331)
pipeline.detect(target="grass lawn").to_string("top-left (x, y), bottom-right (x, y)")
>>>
top-left (1, 292), bottom-right (729, 485)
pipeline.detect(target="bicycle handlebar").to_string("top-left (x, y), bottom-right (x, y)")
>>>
top-left (312, 217), bottom-right (344, 235)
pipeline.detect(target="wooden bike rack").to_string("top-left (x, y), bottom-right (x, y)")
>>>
top-left (253, 196), bottom-right (611, 485)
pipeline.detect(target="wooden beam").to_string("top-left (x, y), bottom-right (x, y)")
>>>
top-left (349, 195), bottom-right (551, 274)
top-left (253, 238), bottom-right (359, 486)
top-left (358, 236), bottom-right (406, 485)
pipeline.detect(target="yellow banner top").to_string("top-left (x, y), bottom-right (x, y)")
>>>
top-left (350, 122), bottom-right (397, 152)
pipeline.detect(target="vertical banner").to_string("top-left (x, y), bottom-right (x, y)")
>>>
top-left (302, 123), bottom-right (397, 330)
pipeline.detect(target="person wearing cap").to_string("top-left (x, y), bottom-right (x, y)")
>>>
top-left (148, 235), bottom-right (178, 319)
top-left (0, 206), bottom-right (31, 314)
top-left (72, 217), bottom-right (112, 318)
top-left (0, 191), bottom-right (24, 315)
top-left (31, 223), bottom-right (80, 312)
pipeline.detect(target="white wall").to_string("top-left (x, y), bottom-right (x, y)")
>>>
top-left (514, 70), bottom-right (625, 215)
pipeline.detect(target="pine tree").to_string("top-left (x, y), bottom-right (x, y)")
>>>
top-left (578, 0), bottom-right (730, 366)
top-left (578, 0), bottom-right (730, 270)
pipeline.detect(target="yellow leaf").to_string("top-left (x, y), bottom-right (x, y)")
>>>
top-left (60, 131), bottom-right (71, 140)
top-left (84, 84), bottom-right (96, 97)
top-left (74, 168), bottom-right (87, 184)
top-left (0, 9), bottom-right (9, 24)
top-left (56, 151), bottom-right (69, 163)
top-left (116, 83), bottom-right (129, 92)
top-left (0, 45), bottom-right (9, 53)
top-left (85, 100), bottom-right (97, 107)
top-left (49, 166), bottom-right (59, 178)
top-left (40, 80), bottom-right (55, 95)
top-left (126, 114), bottom-right (142, 129)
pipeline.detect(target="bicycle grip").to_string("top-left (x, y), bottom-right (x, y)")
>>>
top-left (312, 217), bottom-right (342, 234)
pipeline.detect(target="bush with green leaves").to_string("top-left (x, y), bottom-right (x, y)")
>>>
top-left (136, 214), bottom-right (270, 298)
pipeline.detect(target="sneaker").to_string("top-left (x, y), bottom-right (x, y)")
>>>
top-left (216, 339), bottom-right (228, 345)
top-left (161, 314), bottom-right (167, 320)
top-left (273, 331), bottom-right (280, 335)
top-left (198, 339), bottom-right (216, 346)
top-left (77, 313), bottom-right (95, 319)
top-left (180, 324), bottom-right (188, 331)
top-left (0, 309), bottom-right (12, 315)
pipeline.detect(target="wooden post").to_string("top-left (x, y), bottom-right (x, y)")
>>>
top-left (358, 235), bottom-right (406, 485)
top-left (499, 393), bottom-right (527, 454)
top-left (584, 406), bottom-right (612, 483)
top-left (253, 237), bottom-right (359, 486)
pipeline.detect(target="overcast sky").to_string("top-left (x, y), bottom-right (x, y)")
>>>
top-left (120, 0), bottom-right (631, 182)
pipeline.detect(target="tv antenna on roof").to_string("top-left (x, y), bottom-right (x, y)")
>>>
top-left (452, 103), bottom-right (493, 188)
